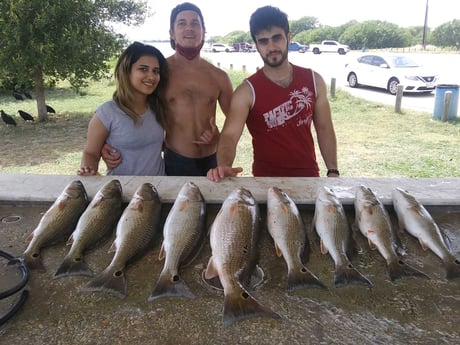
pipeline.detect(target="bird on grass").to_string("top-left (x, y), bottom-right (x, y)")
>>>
top-left (12, 91), bottom-right (24, 101)
top-left (23, 90), bottom-right (33, 99)
top-left (46, 104), bottom-right (56, 113)
top-left (1, 110), bottom-right (17, 126)
top-left (18, 110), bottom-right (34, 122)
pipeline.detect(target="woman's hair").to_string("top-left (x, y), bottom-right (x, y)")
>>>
top-left (113, 41), bottom-right (168, 128)
top-left (249, 6), bottom-right (289, 42)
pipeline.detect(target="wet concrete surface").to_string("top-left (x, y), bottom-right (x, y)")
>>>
top-left (1, 202), bottom-right (459, 345)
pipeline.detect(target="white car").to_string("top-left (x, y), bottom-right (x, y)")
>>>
top-left (210, 43), bottom-right (235, 53)
top-left (345, 53), bottom-right (438, 95)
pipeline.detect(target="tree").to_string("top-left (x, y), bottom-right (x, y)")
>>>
top-left (431, 20), bottom-right (460, 49)
top-left (0, 0), bottom-right (147, 121)
top-left (289, 17), bottom-right (319, 37)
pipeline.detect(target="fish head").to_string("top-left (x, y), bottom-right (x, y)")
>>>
top-left (63, 180), bottom-right (88, 201)
top-left (99, 179), bottom-right (123, 199)
top-left (179, 181), bottom-right (205, 202)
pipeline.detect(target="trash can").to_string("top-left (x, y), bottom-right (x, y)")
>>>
top-left (433, 84), bottom-right (459, 120)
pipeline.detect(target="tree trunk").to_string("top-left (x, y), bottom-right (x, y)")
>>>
top-left (34, 67), bottom-right (48, 122)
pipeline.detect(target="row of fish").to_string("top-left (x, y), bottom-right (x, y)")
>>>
top-left (19, 180), bottom-right (459, 327)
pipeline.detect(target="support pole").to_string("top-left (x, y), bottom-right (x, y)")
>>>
top-left (441, 91), bottom-right (453, 122)
top-left (395, 85), bottom-right (404, 113)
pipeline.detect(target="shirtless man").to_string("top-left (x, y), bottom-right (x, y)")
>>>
top-left (102, 2), bottom-right (233, 176)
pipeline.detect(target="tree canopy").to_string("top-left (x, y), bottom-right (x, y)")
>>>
top-left (0, 0), bottom-right (147, 121)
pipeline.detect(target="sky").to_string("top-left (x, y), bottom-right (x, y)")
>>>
top-left (118, 0), bottom-right (459, 41)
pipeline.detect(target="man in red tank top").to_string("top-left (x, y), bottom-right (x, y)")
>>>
top-left (207, 5), bottom-right (339, 181)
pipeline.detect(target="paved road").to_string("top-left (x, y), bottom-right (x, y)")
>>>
top-left (202, 49), bottom-right (460, 115)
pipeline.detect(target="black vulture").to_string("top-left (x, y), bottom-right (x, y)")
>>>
top-left (1, 110), bottom-right (17, 126)
top-left (18, 110), bottom-right (35, 121)
top-left (46, 104), bottom-right (56, 113)
top-left (12, 91), bottom-right (24, 101)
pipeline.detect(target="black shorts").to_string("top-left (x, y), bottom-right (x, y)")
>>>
top-left (164, 147), bottom-right (217, 176)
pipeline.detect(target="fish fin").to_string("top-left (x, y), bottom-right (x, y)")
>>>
top-left (108, 240), bottom-right (117, 253)
top-left (418, 238), bottom-right (430, 251)
top-left (204, 256), bottom-right (218, 280)
top-left (287, 266), bottom-right (327, 291)
top-left (274, 244), bottom-right (283, 258)
top-left (148, 273), bottom-right (195, 301)
top-left (223, 286), bottom-right (281, 327)
top-left (320, 240), bottom-right (329, 255)
top-left (25, 232), bottom-right (34, 242)
top-left (388, 259), bottom-right (430, 282)
top-left (158, 244), bottom-right (166, 261)
top-left (367, 236), bottom-right (377, 251)
top-left (178, 199), bottom-right (189, 211)
top-left (57, 198), bottom-right (67, 210)
top-left (443, 258), bottom-right (460, 280)
top-left (66, 233), bottom-right (75, 246)
top-left (334, 262), bottom-right (373, 288)
top-left (53, 255), bottom-right (93, 279)
top-left (82, 267), bottom-right (127, 299)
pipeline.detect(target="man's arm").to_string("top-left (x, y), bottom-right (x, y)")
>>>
top-left (312, 72), bottom-right (339, 177)
top-left (207, 82), bottom-right (252, 182)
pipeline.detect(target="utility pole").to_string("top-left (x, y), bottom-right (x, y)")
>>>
top-left (422, 0), bottom-right (429, 49)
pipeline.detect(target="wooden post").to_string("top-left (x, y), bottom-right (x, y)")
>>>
top-left (394, 85), bottom-right (404, 113)
top-left (230, 64), bottom-right (233, 70)
top-left (330, 78), bottom-right (336, 98)
top-left (441, 91), bottom-right (453, 122)
top-left (242, 65), bottom-right (246, 72)
top-left (217, 62), bottom-right (220, 68)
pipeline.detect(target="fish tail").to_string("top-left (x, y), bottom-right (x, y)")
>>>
top-left (444, 258), bottom-right (460, 280)
top-left (53, 255), bottom-right (93, 279)
top-left (287, 266), bottom-right (327, 291)
top-left (22, 252), bottom-right (46, 272)
top-left (388, 260), bottom-right (430, 282)
top-left (334, 263), bottom-right (373, 288)
top-left (223, 287), bottom-right (281, 327)
top-left (148, 273), bottom-right (195, 301)
top-left (81, 267), bottom-right (127, 299)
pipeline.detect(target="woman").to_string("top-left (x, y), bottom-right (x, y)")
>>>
top-left (78, 42), bottom-right (168, 176)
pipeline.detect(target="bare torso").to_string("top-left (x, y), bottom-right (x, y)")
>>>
top-left (165, 54), bottom-right (232, 158)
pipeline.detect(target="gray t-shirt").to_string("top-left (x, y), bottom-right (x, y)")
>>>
top-left (96, 99), bottom-right (165, 176)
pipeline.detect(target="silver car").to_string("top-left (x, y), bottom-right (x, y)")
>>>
top-left (346, 53), bottom-right (438, 95)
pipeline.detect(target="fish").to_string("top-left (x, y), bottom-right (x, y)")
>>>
top-left (392, 187), bottom-right (460, 280)
top-left (354, 185), bottom-right (430, 281)
top-left (266, 187), bottom-right (327, 291)
top-left (82, 183), bottom-right (162, 298)
top-left (22, 180), bottom-right (89, 272)
top-left (313, 186), bottom-right (373, 288)
top-left (53, 179), bottom-right (124, 279)
top-left (148, 182), bottom-right (206, 301)
top-left (204, 187), bottom-right (280, 327)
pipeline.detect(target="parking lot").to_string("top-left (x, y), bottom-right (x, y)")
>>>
top-left (202, 49), bottom-right (460, 114)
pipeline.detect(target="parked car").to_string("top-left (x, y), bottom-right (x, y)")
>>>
top-left (288, 42), bottom-right (308, 53)
top-left (210, 43), bottom-right (235, 53)
top-left (233, 42), bottom-right (255, 52)
top-left (345, 53), bottom-right (438, 95)
top-left (310, 40), bottom-right (350, 55)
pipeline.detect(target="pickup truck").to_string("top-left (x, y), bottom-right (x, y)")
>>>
top-left (310, 40), bottom-right (350, 55)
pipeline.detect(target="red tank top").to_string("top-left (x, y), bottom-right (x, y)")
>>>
top-left (246, 65), bottom-right (319, 177)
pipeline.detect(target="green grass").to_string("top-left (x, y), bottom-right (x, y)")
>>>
top-left (0, 70), bottom-right (459, 177)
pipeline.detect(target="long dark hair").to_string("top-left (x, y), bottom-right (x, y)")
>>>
top-left (113, 41), bottom-right (168, 127)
